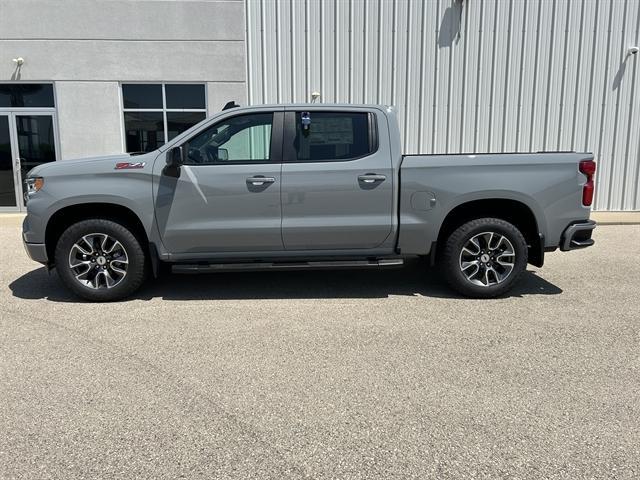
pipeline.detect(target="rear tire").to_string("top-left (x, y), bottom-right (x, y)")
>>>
top-left (442, 217), bottom-right (528, 298)
top-left (54, 219), bottom-right (147, 301)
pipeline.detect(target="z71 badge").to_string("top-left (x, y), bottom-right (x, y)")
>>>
top-left (114, 162), bottom-right (146, 170)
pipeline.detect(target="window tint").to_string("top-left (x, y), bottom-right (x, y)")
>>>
top-left (0, 84), bottom-right (55, 108)
top-left (167, 112), bottom-right (207, 141)
top-left (184, 113), bottom-right (273, 164)
top-left (293, 112), bottom-right (372, 162)
top-left (122, 84), bottom-right (163, 109)
top-left (124, 112), bottom-right (165, 152)
top-left (165, 84), bottom-right (206, 109)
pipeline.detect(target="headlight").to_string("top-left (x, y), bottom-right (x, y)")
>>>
top-left (25, 177), bottom-right (44, 197)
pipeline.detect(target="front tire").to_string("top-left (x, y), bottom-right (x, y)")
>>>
top-left (54, 219), bottom-right (147, 301)
top-left (442, 218), bottom-right (528, 298)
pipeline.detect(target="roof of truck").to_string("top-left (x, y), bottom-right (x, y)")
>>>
top-left (220, 103), bottom-right (393, 111)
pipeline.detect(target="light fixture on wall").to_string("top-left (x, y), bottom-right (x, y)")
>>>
top-left (12, 57), bottom-right (25, 66)
top-left (311, 91), bottom-right (321, 103)
top-left (628, 46), bottom-right (639, 56)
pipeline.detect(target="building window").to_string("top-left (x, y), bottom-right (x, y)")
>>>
top-left (122, 83), bottom-right (206, 153)
top-left (0, 84), bottom-right (55, 108)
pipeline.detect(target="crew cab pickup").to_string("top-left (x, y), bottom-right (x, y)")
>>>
top-left (22, 104), bottom-right (596, 301)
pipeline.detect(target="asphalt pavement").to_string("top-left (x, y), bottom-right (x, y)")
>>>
top-left (1, 216), bottom-right (639, 479)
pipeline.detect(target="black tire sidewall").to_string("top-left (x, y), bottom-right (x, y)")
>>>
top-left (54, 219), bottom-right (146, 301)
top-left (443, 218), bottom-right (528, 298)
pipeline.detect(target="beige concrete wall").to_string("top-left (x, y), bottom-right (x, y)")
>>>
top-left (55, 82), bottom-right (123, 159)
top-left (1, 0), bottom-right (247, 159)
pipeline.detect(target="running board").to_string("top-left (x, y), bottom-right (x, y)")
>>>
top-left (172, 258), bottom-right (404, 274)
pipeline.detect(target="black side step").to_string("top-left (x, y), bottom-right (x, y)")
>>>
top-left (172, 258), bottom-right (404, 274)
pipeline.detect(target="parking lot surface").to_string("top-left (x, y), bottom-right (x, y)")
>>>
top-left (1, 217), bottom-right (639, 479)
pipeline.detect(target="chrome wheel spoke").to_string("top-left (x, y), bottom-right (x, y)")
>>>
top-left (69, 259), bottom-right (91, 269)
top-left (461, 260), bottom-right (480, 278)
top-left (462, 237), bottom-right (481, 256)
top-left (496, 257), bottom-right (515, 268)
top-left (74, 237), bottom-right (94, 255)
top-left (483, 232), bottom-right (495, 250)
top-left (99, 234), bottom-right (110, 253)
top-left (103, 269), bottom-right (117, 288)
top-left (488, 266), bottom-right (501, 283)
top-left (461, 260), bottom-right (479, 270)
top-left (103, 239), bottom-right (123, 255)
top-left (111, 264), bottom-right (127, 275)
top-left (93, 270), bottom-right (106, 289)
top-left (73, 264), bottom-right (92, 279)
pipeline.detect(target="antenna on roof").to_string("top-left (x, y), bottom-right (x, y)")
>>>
top-left (222, 101), bottom-right (240, 110)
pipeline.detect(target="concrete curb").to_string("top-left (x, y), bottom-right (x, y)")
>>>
top-left (0, 213), bottom-right (26, 226)
top-left (590, 212), bottom-right (640, 225)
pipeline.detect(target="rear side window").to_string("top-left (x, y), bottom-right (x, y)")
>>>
top-left (292, 112), bottom-right (375, 162)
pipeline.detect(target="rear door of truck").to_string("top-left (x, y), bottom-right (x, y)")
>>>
top-left (280, 108), bottom-right (393, 250)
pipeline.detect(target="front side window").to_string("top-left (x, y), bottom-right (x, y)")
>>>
top-left (293, 112), bottom-right (373, 162)
top-left (122, 83), bottom-right (206, 153)
top-left (183, 113), bottom-right (273, 164)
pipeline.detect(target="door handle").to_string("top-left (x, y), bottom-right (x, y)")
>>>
top-left (246, 176), bottom-right (276, 186)
top-left (358, 173), bottom-right (386, 184)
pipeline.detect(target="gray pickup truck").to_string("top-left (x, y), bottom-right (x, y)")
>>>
top-left (22, 104), bottom-right (596, 301)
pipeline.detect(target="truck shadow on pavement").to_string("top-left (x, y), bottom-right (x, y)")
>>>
top-left (10, 259), bottom-right (562, 303)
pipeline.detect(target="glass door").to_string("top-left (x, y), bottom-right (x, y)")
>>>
top-left (15, 114), bottom-right (58, 198)
top-left (0, 112), bottom-right (58, 211)
top-left (0, 114), bottom-right (19, 210)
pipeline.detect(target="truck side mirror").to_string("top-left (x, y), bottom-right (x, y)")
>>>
top-left (164, 146), bottom-right (183, 177)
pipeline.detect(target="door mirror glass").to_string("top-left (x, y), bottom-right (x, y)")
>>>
top-left (217, 148), bottom-right (228, 161)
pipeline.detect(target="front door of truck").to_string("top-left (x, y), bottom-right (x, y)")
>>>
top-left (280, 110), bottom-right (393, 250)
top-left (154, 111), bottom-right (284, 254)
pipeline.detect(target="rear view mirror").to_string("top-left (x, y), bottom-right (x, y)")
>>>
top-left (301, 112), bottom-right (311, 131)
top-left (163, 146), bottom-right (183, 177)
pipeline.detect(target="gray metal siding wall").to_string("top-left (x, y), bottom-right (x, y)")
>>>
top-left (245, 0), bottom-right (640, 211)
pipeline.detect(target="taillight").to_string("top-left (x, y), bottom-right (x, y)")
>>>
top-left (579, 159), bottom-right (596, 207)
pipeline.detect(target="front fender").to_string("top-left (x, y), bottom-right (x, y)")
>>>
top-left (24, 170), bottom-right (156, 245)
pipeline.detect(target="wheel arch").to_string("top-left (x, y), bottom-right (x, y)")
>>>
top-left (45, 203), bottom-right (150, 264)
top-left (434, 198), bottom-right (544, 267)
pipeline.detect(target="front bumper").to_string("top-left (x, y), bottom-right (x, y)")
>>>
top-left (22, 212), bottom-right (48, 264)
top-left (560, 220), bottom-right (596, 251)
top-left (23, 239), bottom-right (48, 263)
